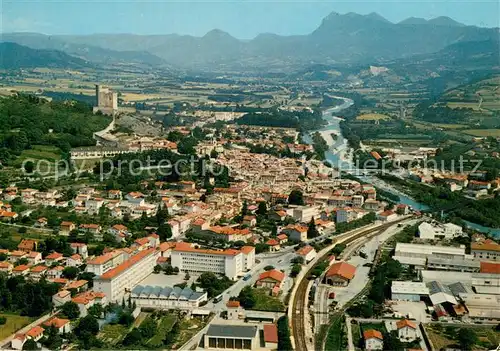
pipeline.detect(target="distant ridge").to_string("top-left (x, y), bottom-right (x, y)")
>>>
top-left (1, 11), bottom-right (494, 70)
top-left (0, 42), bottom-right (90, 69)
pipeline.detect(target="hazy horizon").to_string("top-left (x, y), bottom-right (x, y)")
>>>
top-left (2, 0), bottom-right (499, 39)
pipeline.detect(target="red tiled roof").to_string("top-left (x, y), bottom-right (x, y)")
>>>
top-left (480, 261), bottom-right (500, 274)
top-left (240, 246), bottom-right (255, 254)
top-left (100, 248), bottom-right (155, 280)
top-left (266, 239), bottom-right (279, 246)
top-left (26, 326), bottom-right (44, 338)
top-left (258, 269), bottom-right (285, 283)
top-left (172, 242), bottom-right (240, 256)
top-left (13, 264), bottom-right (30, 272)
top-left (326, 261), bottom-right (356, 280)
top-left (43, 317), bottom-right (69, 329)
top-left (263, 324), bottom-right (278, 343)
top-left (364, 329), bottom-right (383, 340)
top-left (297, 245), bottom-right (315, 256)
top-left (396, 319), bottom-right (417, 329)
top-left (226, 300), bottom-right (240, 308)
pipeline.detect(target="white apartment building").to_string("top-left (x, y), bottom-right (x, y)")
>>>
top-left (418, 222), bottom-right (464, 240)
top-left (85, 251), bottom-right (124, 276)
top-left (292, 206), bottom-right (320, 223)
top-left (94, 248), bottom-right (160, 302)
top-left (170, 242), bottom-right (244, 280)
top-left (240, 246), bottom-right (256, 271)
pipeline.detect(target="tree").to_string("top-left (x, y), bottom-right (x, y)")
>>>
top-left (264, 265), bottom-right (275, 271)
top-left (77, 272), bottom-right (95, 288)
top-left (62, 266), bottom-right (79, 280)
top-left (277, 316), bottom-right (293, 351)
top-left (307, 217), bottom-right (319, 238)
top-left (139, 317), bottom-right (156, 339)
top-left (22, 339), bottom-right (38, 350)
top-left (184, 272), bottom-right (191, 280)
top-left (383, 331), bottom-right (404, 351)
top-left (238, 286), bottom-right (256, 309)
top-left (61, 301), bottom-right (80, 320)
top-left (41, 325), bottom-right (62, 350)
top-left (241, 200), bottom-right (248, 217)
top-left (118, 311), bottom-right (135, 327)
top-left (0, 253), bottom-right (7, 261)
top-left (290, 264), bottom-right (301, 277)
top-left (291, 256), bottom-right (304, 264)
top-left (288, 190), bottom-right (304, 205)
top-left (87, 303), bottom-right (104, 318)
top-left (157, 223), bottom-right (172, 241)
top-left (257, 201), bottom-right (267, 215)
top-left (457, 328), bottom-right (478, 350)
top-left (154, 264), bottom-right (162, 274)
top-left (122, 328), bottom-right (142, 346)
top-left (75, 315), bottom-right (99, 337)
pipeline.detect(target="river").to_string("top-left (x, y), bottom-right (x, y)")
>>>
top-left (304, 97), bottom-right (499, 237)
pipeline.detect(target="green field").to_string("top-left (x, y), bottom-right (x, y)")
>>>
top-left (425, 324), bottom-right (500, 351)
top-left (250, 288), bottom-right (286, 312)
top-left (357, 113), bottom-right (391, 121)
top-left (463, 129), bottom-right (500, 137)
top-left (0, 313), bottom-right (33, 339)
top-left (325, 316), bottom-right (347, 351)
top-left (147, 314), bottom-right (177, 347)
top-left (98, 324), bottom-right (129, 345)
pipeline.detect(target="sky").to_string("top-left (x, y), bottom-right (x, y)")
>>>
top-left (2, 0), bottom-right (499, 39)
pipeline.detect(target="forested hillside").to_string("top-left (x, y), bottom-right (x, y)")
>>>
top-left (0, 95), bottom-right (111, 165)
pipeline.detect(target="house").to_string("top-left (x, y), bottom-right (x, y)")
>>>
top-left (396, 204), bottom-right (410, 215)
top-left (226, 300), bottom-right (243, 320)
top-left (378, 210), bottom-right (397, 222)
top-left (72, 290), bottom-right (107, 317)
top-left (0, 261), bottom-right (13, 273)
top-left (45, 252), bottom-right (64, 266)
top-left (125, 192), bottom-right (146, 207)
top-left (11, 326), bottom-right (45, 350)
top-left (364, 329), bottom-right (383, 350)
top-left (29, 265), bottom-right (48, 281)
top-left (471, 240), bottom-right (500, 261)
top-left (9, 250), bottom-right (26, 263)
top-left (60, 221), bottom-right (76, 235)
top-left (396, 319), bottom-right (418, 342)
top-left (79, 224), bottom-right (103, 240)
top-left (269, 210), bottom-right (287, 221)
top-left (264, 239), bottom-right (279, 252)
top-left (46, 266), bottom-right (64, 279)
top-left (108, 190), bottom-right (122, 199)
top-left (132, 237), bottom-right (150, 251)
top-left (277, 233), bottom-right (288, 244)
top-left (66, 279), bottom-right (88, 293)
top-left (256, 269), bottom-right (285, 296)
top-left (325, 261), bottom-right (356, 286)
top-left (263, 324), bottom-right (279, 349)
top-left (26, 251), bottom-right (42, 265)
top-left (17, 239), bottom-right (38, 252)
top-left (282, 224), bottom-right (308, 242)
top-left (108, 224), bottom-right (129, 238)
top-left (35, 217), bottom-right (48, 228)
top-left (52, 290), bottom-right (72, 307)
top-left (242, 215), bottom-right (257, 227)
top-left (70, 242), bottom-right (88, 259)
top-left (42, 316), bottom-right (72, 334)
top-left (12, 264), bottom-right (30, 276)
top-left (67, 254), bottom-right (83, 267)
top-left (296, 245), bottom-right (317, 262)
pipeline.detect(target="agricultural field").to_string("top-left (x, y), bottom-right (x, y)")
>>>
top-left (175, 316), bottom-right (211, 348)
top-left (0, 313), bottom-right (33, 339)
top-left (356, 113), bottom-right (391, 121)
top-left (250, 288), bottom-right (286, 312)
top-left (425, 324), bottom-right (500, 351)
top-left (463, 129), bottom-right (500, 137)
top-left (98, 324), bottom-right (129, 345)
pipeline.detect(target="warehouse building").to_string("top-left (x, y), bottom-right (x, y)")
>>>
top-left (130, 285), bottom-right (207, 309)
top-left (459, 293), bottom-right (500, 322)
top-left (393, 243), bottom-right (471, 269)
top-left (391, 281), bottom-right (429, 301)
top-left (204, 324), bottom-right (259, 350)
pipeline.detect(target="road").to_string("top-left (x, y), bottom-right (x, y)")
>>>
top-left (290, 216), bottom-right (413, 351)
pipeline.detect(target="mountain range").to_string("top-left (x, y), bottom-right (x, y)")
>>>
top-left (1, 11), bottom-right (499, 70)
top-left (0, 42), bottom-right (91, 69)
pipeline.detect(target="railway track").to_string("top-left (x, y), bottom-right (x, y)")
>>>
top-left (291, 217), bottom-right (411, 351)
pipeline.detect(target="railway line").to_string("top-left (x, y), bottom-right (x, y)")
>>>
top-left (291, 216), bottom-right (412, 351)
